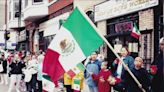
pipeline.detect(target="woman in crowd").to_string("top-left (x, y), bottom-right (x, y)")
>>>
top-left (112, 46), bottom-right (134, 92)
top-left (25, 54), bottom-right (38, 92)
top-left (0, 53), bottom-right (8, 85)
top-left (8, 54), bottom-right (25, 92)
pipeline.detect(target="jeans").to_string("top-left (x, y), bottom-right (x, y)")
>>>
top-left (88, 86), bottom-right (98, 92)
top-left (28, 74), bottom-right (37, 92)
top-left (37, 80), bottom-right (42, 92)
top-left (8, 74), bottom-right (22, 92)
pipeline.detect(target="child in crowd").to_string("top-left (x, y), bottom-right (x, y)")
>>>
top-left (125, 57), bottom-right (151, 92)
top-left (64, 73), bottom-right (73, 92)
top-left (91, 61), bottom-right (112, 92)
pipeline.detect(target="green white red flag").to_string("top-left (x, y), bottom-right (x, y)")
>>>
top-left (72, 78), bottom-right (81, 91)
top-left (67, 63), bottom-right (85, 78)
top-left (43, 7), bottom-right (104, 84)
top-left (131, 23), bottom-right (141, 39)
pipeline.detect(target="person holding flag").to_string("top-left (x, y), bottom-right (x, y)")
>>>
top-left (42, 7), bottom-right (103, 87)
top-left (112, 47), bottom-right (134, 92)
top-left (125, 57), bottom-right (151, 92)
top-left (42, 6), bottom-right (145, 92)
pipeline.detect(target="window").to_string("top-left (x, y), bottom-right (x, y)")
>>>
top-left (9, 1), bottom-right (12, 20)
top-left (13, 1), bottom-right (19, 18)
top-left (25, 0), bottom-right (28, 8)
top-left (86, 11), bottom-right (94, 22)
top-left (33, 0), bottom-right (43, 3)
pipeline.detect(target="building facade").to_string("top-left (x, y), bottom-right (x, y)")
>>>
top-left (0, 0), bottom-right (6, 30)
top-left (95, 0), bottom-right (163, 69)
top-left (0, 0), bottom-right (6, 49)
top-left (38, 0), bottom-right (73, 52)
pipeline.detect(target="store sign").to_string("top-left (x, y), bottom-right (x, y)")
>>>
top-left (18, 30), bottom-right (26, 42)
top-left (115, 22), bottom-right (133, 33)
top-left (139, 9), bottom-right (154, 31)
top-left (95, 0), bottom-right (158, 22)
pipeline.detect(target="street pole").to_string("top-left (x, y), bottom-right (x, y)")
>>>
top-left (4, 30), bottom-right (7, 50)
top-left (5, 0), bottom-right (7, 50)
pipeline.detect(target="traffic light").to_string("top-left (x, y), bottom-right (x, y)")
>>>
top-left (5, 31), bottom-right (10, 40)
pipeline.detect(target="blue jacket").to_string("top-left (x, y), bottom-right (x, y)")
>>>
top-left (112, 55), bottom-right (134, 79)
top-left (84, 60), bottom-right (101, 86)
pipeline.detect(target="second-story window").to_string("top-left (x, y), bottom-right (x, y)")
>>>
top-left (9, 1), bottom-right (12, 20)
top-left (14, 1), bottom-right (19, 18)
top-left (25, 0), bottom-right (28, 8)
top-left (33, 0), bottom-right (43, 3)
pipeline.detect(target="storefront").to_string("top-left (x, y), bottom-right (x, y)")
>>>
top-left (95, 0), bottom-right (160, 69)
top-left (39, 12), bottom-right (70, 51)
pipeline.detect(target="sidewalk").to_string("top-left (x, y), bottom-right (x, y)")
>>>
top-left (0, 83), bottom-right (8, 92)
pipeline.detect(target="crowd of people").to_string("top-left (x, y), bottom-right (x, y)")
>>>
top-left (82, 37), bottom-right (164, 92)
top-left (0, 37), bottom-right (163, 92)
top-left (0, 50), bottom-right (45, 92)
top-left (61, 37), bottom-right (164, 92)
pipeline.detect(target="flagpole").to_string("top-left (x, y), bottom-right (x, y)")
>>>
top-left (76, 6), bottom-right (146, 92)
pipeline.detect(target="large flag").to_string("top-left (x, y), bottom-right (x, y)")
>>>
top-left (131, 23), bottom-right (141, 39)
top-left (43, 7), bottom-right (104, 84)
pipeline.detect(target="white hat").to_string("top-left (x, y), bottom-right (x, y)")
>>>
top-left (160, 37), bottom-right (164, 43)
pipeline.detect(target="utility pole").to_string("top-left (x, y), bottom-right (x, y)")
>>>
top-left (4, 0), bottom-right (7, 50)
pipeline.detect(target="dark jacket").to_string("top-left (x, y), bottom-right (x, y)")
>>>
top-left (125, 68), bottom-right (151, 92)
top-left (9, 60), bottom-right (25, 74)
top-left (151, 50), bottom-right (164, 92)
top-left (0, 58), bottom-right (7, 73)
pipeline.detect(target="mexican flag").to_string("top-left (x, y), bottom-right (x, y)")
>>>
top-left (73, 78), bottom-right (81, 91)
top-left (67, 63), bottom-right (85, 78)
top-left (42, 75), bottom-right (55, 92)
top-left (131, 23), bottom-right (141, 39)
top-left (43, 7), bottom-right (104, 84)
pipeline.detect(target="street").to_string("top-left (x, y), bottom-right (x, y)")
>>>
top-left (0, 84), bottom-right (9, 92)
top-left (0, 80), bottom-right (90, 92)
